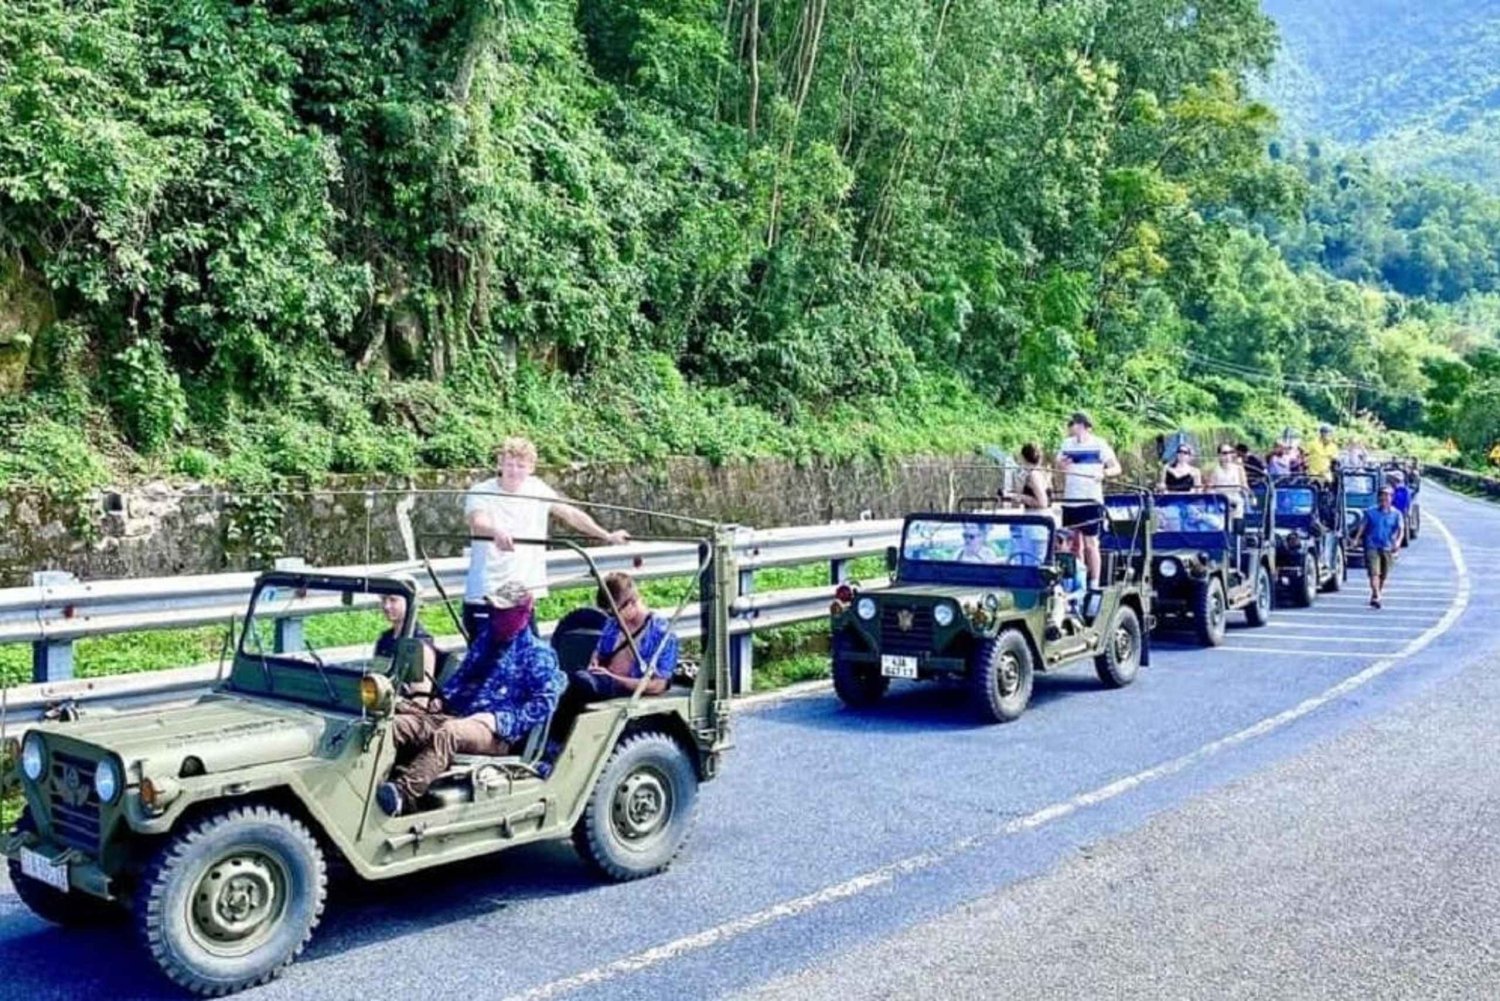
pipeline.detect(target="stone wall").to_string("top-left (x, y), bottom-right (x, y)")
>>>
top-left (0, 432), bottom-right (1194, 586)
top-left (0, 458), bottom-right (1009, 586)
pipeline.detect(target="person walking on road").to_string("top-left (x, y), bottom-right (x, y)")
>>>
top-left (1056, 412), bottom-right (1121, 587)
top-left (1353, 485), bottom-right (1405, 609)
top-left (464, 437), bottom-right (630, 640)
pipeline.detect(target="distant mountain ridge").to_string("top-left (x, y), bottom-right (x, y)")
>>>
top-left (1261, 0), bottom-right (1500, 188)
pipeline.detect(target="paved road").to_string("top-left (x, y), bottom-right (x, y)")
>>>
top-left (1, 484), bottom-right (1495, 1000)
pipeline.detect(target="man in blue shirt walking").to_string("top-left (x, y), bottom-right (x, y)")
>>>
top-left (1353, 486), bottom-right (1405, 609)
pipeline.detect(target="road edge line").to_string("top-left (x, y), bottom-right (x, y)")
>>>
top-left (502, 510), bottom-right (1469, 1001)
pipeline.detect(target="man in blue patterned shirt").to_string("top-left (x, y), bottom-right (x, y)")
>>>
top-left (378, 583), bottom-right (563, 816)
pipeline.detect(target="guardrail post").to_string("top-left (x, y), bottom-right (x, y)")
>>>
top-left (730, 568), bottom-right (755, 694)
top-left (273, 558), bottom-right (307, 654)
top-left (830, 558), bottom-right (849, 585)
top-left (30, 571), bottom-right (77, 682)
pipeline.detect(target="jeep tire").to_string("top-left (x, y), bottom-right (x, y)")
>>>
top-left (1094, 605), bottom-right (1143, 689)
top-left (8, 811), bottom-right (121, 927)
top-left (574, 731), bottom-right (698, 882)
top-left (831, 634), bottom-right (889, 708)
top-left (1294, 554), bottom-right (1317, 608)
top-left (1193, 577), bottom-right (1228, 647)
top-left (1323, 545), bottom-right (1345, 593)
top-left (134, 804), bottom-right (327, 997)
top-left (970, 629), bottom-right (1035, 723)
top-left (1244, 563), bottom-right (1272, 627)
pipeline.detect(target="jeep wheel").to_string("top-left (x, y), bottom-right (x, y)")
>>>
top-left (1323, 546), bottom-right (1345, 593)
top-left (7, 812), bottom-right (121, 927)
top-left (134, 804), bottom-right (326, 997)
top-left (1244, 564), bottom-right (1272, 627)
top-left (1094, 606), bottom-right (1142, 688)
top-left (831, 636), bottom-right (889, 708)
top-left (1193, 578), bottom-right (1228, 647)
top-left (970, 630), bottom-right (1034, 723)
top-left (1294, 555), bottom-right (1317, 608)
top-left (574, 731), bottom-right (698, 882)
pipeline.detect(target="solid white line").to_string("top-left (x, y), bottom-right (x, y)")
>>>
top-left (1239, 621), bottom-right (1423, 633)
top-left (1216, 646), bottom-right (1377, 658)
top-left (1227, 634), bottom-right (1398, 644)
top-left (1277, 611), bottom-right (1438, 623)
top-left (499, 511), bottom-right (1472, 1001)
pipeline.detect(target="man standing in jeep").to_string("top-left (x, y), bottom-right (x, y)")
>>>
top-left (1057, 412), bottom-right (1121, 587)
top-left (463, 436), bottom-right (631, 639)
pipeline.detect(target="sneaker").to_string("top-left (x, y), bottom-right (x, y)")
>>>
top-left (1372, 598), bottom-right (1382, 610)
top-left (376, 782), bottom-right (405, 817)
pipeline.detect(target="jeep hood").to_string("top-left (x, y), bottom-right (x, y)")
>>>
top-left (37, 694), bottom-right (330, 776)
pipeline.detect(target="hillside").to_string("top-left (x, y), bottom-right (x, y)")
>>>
top-left (1, 0), bottom-right (1496, 493)
top-left (1261, 0), bottom-right (1500, 188)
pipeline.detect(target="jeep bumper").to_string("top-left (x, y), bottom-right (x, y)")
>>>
top-left (3, 831), bottom-right (115, 900)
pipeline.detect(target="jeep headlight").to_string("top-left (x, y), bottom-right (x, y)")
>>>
top-left (1159, 558), bottom-right (1179, 579)
top-left (933, 604), bottom-right (955, 628)
top-left (94, 757), bottom-right (121, 804)
top-left (21, 733), bottom-right (45, 782)
top-left (856, 597), bottom-right (877, 621)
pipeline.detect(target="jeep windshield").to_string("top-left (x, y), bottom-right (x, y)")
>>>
top-left (1344, 473), bottom-right (1378, 509)
top-left (1153, 494), bottom-right (1230, 551)
top-left (228, 573), bottom-right (419, 711)
top-left (1274, 486), bottom-right (1319, 529)
top-left (898, 515), bottom-right (1054, 587)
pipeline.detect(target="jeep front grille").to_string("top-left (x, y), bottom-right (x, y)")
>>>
top-left (46, 750), bottom-right (102, 852)
top-left (880, 604), bottom-right (934, 656)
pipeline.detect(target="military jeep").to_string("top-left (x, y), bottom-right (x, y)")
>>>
top-left (1150, 483), bottom-right (1275, 646)
top-left (1340, 468), bottom-right (1380, 569)
top-left (1272, 475), bottom-right (1346, 606)
top-left (828, 500), bottom-right (1152, 724)
top-left (2, 531), bottom-right (735, 996)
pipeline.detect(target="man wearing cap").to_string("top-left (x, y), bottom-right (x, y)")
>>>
top-left (1352, 486), bottom-right (1404, 609)
top-left (378, 582), bottom-right (564, 815)
top-left (1056, 412), bottom-right (1121, 587)
top-left (1306, 424), bottom-right (1338, 482)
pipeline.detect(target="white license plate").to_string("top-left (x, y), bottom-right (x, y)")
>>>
top-left (19, 848), bottom-right (69, 893)
top-left (881, 655), bottom-right (919, 679)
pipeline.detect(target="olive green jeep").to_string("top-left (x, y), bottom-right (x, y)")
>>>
top-left (2, 531), bottom-right (735, 996)
top-left (828, 498), bottom-right (1152, 723)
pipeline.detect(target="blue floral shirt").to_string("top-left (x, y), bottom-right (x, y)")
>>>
top-left (441, 624), bottom-right (565, 743)
top-left (596, 615), bottom-right (679, 680)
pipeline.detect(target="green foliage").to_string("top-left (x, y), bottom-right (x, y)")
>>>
top-left (108, 340), bottom-right (187, 453)
top-left (0, 0), bottom-right (1481, 486)
top-left (1261, 0), bottom-right (1500, 189)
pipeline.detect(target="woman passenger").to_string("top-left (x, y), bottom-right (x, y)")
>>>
top-left (1159, 444), bottom-right (1202, 492)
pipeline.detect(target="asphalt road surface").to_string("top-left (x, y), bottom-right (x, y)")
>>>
top-left (2, 484), bottom-right (1496, 1001)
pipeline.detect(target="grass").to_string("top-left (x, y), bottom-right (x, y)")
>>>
top-left (0, 559), bottom-right (876, 690)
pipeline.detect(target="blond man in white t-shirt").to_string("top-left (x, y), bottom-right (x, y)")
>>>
top-left (462, 437), bottom-right (629, 639)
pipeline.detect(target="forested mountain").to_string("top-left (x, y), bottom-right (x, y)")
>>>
top-left (1261, 0), bottom-right (1500, 189)
top-left (1, 1), bottom-right (1497, 491)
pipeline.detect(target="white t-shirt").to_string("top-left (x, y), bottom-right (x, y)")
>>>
top-left (1059, 433), bottom-right (1117, 503)
top-left (464, 475), bottom-right (558, 599)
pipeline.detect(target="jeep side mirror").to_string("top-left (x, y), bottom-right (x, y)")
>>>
top-left (392, 638), bottom-right (427, 685)
top-left (885, 545), bottom-right (898, 574)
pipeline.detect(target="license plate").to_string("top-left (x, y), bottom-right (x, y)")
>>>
top-left (881, 655), bottom-right (919, 679)
top-left (19, 848), bottom-right (69, 893)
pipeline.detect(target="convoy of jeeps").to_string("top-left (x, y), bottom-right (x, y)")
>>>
top-left (1, 443), bottom-right (1425, 996)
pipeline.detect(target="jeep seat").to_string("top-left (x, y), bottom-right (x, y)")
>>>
top-left (552, 607), bottom-right (608, 673)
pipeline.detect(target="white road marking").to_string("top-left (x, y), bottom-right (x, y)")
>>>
top-left (1238, 621), bottom-right (1424, 633)
top-left (1215, 646), bottom-right (1377, 658)
top-left (1227, 634), bottom-right (1400, 644)
top-left (1274, 611), bottom-right (1438, 623)
top-left (500, 511), bottom-right (1472, 1001)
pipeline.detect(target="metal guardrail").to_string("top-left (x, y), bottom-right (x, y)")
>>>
top-left (1424, 464), bottom-right (1500, 497)
top-left (0, 520), bottom-right (903, 724)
